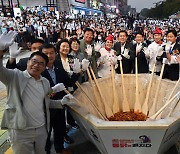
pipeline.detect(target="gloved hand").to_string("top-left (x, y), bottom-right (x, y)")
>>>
top-left (165, 41), bottom-right (172, 53)
top-left (122, 48), bottom-right (130, 59)
top-left (117, 55), bottom-right (122, 61)
top-left (9, 42), bottom-right (22, 58)
top-left (61, 94), bottom-right (74, 105)
top-left (85, 45), bottom-right (92, 56)
top-left (52, 83), bottom-right (65, 93)
top-left (157, 46), bottom-right (163, 57)
top-left (0, 31), bottom-right (17, 50)
top-left (110, 56), bottom-right (118, 65)
top-left (73, 58), bottom-right (81, 73)
top-left (162, 58), bottom-right (168, 64)
top-left (81, 59), bottom-right (90, 71)
top-left (94, 43), bottom-right (101, 52)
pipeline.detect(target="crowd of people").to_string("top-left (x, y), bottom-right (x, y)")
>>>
top-left (0, 7), bottom-right (179, 154)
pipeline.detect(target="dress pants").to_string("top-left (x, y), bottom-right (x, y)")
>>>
top-left (45, 108), bottom-right (66, 153)
top-left (8, 125), bottom-right (47, 154)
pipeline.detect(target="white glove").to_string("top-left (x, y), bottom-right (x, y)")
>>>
top-left (73, 58), bottom-right (81, 73)
top-left (81, 59), bottom-right (90, 71)
top-left (0, 31), bottom-right (17, 50)
top-left (85, 45), bottom-right (92, 56)
top-left (165, 41), bottom-right (172, 52)
top-left (157, 46), bottom-right (163, 57)
top-left (61, 94), bottom-right (74, 105)
top-left (162, 58), bottom-right (168, 64)
top-left (122, 48), bottom-right (130, 59)
top-left (52, 83), bottom-right (65, 93)
top-left (94, 43), bottom-right (101, 52)
top-left (110, 56), bottom-right (118, 65)
top-left (9, 42), bottom-right (22, 58)
top-left (117, 55), bottom-right (122, 61)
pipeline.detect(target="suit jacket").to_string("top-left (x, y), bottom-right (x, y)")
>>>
top-left (163, 43), bottom-right (180, 81)
top-left (0, 58), bottom-right (62, 130)
top-left (6, 57), bottom-right (29, 71)
top-left (41, 59), bottom-right (79, 99)
top-left (113, 41), bottom-right (133, 73)
top-left (130, 43), bottom-right (149, 73)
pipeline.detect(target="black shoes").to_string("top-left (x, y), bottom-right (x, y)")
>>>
top-left (64, 134), bottom-right (74, 144)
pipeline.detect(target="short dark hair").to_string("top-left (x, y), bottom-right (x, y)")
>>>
top-left (166, 29), bottom-right (177, 37)
top-left (56, 39), bottom-right (70, 53)
top-left (84, 27), bottom-right (94, 34)
top-left (31, 39), bottom-right (45, 45)
top-left (119, 30), bottom-right (128, 37)
top-left (135, 31), bottom-right (144, 37)
top-left (29, 51), bottom-right (49, 65)
top-left (69, 37), bottom-right (80, 45)
top-left (39, 43), bottom-right (56, 53)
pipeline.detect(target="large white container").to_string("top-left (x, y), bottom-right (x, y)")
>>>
top-left (68, 74), bottom-right (180, 154)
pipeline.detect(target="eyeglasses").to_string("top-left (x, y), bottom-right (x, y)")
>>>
top-left (30, 59), bottom-right (46, 67)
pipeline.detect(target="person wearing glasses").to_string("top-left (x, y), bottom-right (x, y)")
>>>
top-left (0, 31), bottom-right (73, 154)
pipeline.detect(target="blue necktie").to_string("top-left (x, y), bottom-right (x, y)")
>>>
top-left (169, 47), bottom-right (172, 54)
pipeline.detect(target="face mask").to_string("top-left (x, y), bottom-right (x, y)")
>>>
top-left (98, 36), bottom-right (102, 40)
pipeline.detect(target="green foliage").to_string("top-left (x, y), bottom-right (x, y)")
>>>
top-left (142, 0), bottom-right (180, 19)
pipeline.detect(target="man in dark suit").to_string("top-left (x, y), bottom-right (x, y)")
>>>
top-left (6, 39), bottom-right (44, 70)
top-left (113, 30), bottom-right (133, 74)
top-left (130, 32), bottom-right (149, 73)
top-left (39, 44), bottom-right (77, 154)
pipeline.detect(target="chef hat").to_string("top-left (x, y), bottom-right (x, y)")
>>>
top-left (154, 27), bottom-right (162, 35)
top-left (105, 34), bottom-right (114, 42)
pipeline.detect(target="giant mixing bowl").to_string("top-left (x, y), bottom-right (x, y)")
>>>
top-left (67, 74), bottom-right (180, 154)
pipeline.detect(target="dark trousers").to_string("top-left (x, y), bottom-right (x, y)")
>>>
top-left (45, 108), bottom-right (66, 153)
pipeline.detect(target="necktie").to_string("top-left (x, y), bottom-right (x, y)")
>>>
top-left (169, 47), bottom-right (172, 54)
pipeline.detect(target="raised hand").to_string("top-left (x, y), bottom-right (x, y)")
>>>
top-left (0, 31), bottom-right (17, 50)
top-left (73, 58), bottom-right (81, 73)
top-left (9, 42), bottom-right (22, 58)
top-left (81, 59), bottom-right (90, 71)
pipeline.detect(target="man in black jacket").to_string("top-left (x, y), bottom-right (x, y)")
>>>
top-left (130, 32), bottom-right (149, 73)
top-left (113, 30), bottom-right (133, 74)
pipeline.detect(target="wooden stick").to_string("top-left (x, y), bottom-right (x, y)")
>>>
top-left (134, 57), bottom-right (141, 112)
top-left (86, 68), bottom-right (105, 116)
top-left (111, 64), bottom-right (119, 114)
top-left (119, 59), bottom-right (130, 112)
top-left (148, 63), bottom-right (165, 116)
top-left (89, 67), bottom-right (113, 118)
top-left (75, 82), bottom-right (108, 120)
top-left (165, 79), bottom-right (180, 117)
top-left (149, 92), bottom-right (179, 120)
top-left (142, 63), bottom-right (156, 115)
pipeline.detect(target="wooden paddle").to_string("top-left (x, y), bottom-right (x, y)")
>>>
top-left (111, 64), bottom-right (119, 114)
top-left (119, 59), bottom-right (130, 112)
top-left (164, 79), bottom-right (180, 118)
top-left (134, 57), bottom-right (142, 112)
top-left (149, 92), bottom-right (180, 120)
top-left (89, 67), bottom-right (113, 118)
top-left (148, 62), bottom-right (165, 116)
top-left (142, 63), bottom-right (156, 115)
top-left (86, 68), bottom-right (105, 116)
top-left (75, 82), bottom-right (108, 121)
